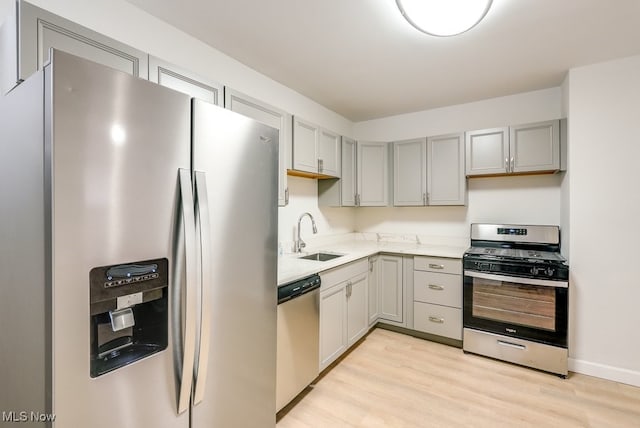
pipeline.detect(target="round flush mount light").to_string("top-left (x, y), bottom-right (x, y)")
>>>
top-left (396, 0), bottom-right (493, 37)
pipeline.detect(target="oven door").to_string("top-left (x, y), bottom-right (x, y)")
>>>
top-left (463, 270), bottom-right (568, 347)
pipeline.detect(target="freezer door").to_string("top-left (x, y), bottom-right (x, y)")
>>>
top-left (49, 51), bottom-right (191, 428)
top-left (191, 99), bottom-right (278, 428)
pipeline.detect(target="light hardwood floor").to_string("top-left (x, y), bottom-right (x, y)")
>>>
top-left (276, 328), bottom-right (640, 427)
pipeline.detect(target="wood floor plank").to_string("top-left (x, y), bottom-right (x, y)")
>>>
top-left (277, 328), bottom-right (640, 427)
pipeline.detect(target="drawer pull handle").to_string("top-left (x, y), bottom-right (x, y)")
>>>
top-left (429, 264), bottom-right (444, 269)
top-left (497, 340), bottom-right (526, 350)
top-left (428, 284), bottom-right (444, 291)
top-left (428, 316), bottom-right (444, 324)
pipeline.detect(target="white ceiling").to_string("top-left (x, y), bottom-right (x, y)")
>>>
top-left (126, 0), bottom-right (640, 122)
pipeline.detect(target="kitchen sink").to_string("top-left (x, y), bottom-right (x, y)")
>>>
top-left (298, 252), bottom-right (344, 262)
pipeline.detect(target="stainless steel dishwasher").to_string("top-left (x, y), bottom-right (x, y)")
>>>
top-left (276, 274), bottom-right (320, 412)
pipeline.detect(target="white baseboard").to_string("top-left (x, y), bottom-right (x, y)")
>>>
top-left (569, 358), bottom-right (640, 387)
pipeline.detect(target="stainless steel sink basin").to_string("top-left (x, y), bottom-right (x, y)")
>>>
top-left (298, 252), bottom-right (343, 262)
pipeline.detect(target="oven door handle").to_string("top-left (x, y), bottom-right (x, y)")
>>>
top-left (464, 270), bottom-right (568, 288)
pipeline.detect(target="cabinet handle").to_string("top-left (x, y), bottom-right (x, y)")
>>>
top-left (510, 157), bottom-right (514, 172)
top-left (285, 187), bottom-right (289, 205)
top-left (427, 193), bottom-right (430, 204)
top-left (355, 193), bottom-right (360, 206)
top-left (505, 157), bottom-right (509, 171)
top-left (428, 284), bottom-right (444, 291)
top-left (369, 261), bottom-right (374, 272)
top-left (422, 193), bottom-right (426, 205)
top-left (428, 316), bottom-right (445, 324)
top-left (318, 158), bottom-right (323, 173)
top-left (428, 263), bottom-right (444, 270)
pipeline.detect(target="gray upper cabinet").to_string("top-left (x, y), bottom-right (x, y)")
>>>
top-left (465, 127), bottom-right (509, 176)
top-left (466, 120), bottom-right (561, 176)
top-left (427, 133), bottom-right (466, 205)
top-left (393, 138), bottom-right (426, 206)
top-left (149, 56), bottom-right (223, 106)
top-left (224, 88), bottom-right (292, 206)
top-left (318, 129), bottom-right (341, 177)
top-left (292, 116), bottom-right (340, 178)
top-left (340, 137), bottom-right (357, 206)
top-left (357, 141), bottom-right (389, 206)
top-left (392, 134), bottom-right (465, 206)
top-left (510, 120), bottom-right (560, 173)
top-left (292, 117), bottom-right (319, 174)
top-left (1, 1), bottom-right (148, 94)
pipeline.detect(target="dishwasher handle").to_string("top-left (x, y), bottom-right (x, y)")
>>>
top-left (278, 274), bottom-right (321, 304)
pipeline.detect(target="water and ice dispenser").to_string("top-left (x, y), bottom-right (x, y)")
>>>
top-left (89, 258), bottom-right (169, 377)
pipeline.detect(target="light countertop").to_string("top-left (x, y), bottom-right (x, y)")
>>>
top-left (278, 239), bottom-right (467, 286)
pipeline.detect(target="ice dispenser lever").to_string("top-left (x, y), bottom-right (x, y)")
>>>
top-left (109, 308), bottom-right (135, 332)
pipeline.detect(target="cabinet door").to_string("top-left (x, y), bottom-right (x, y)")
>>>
top-left (17, 1), bottom-right (148, 87)
top-left (346, 272), bottom-right (369, 347)
top-left (368, 256), bottom-right (380, 325)
top-left (357, 141), bottom-right (389, 206)
top-left (465, 127), bottom-right (509, 176)
top-left (225, 88), bottom-right (291, 206)
top-left (393, 138), bottom-right (426, 206)
top-left (341, 137), bottom-right (357, 206)
top-left (149, 56), bottom-right (223, 106)
top-left (379, 255), bottom-right (403, 323)
top-left (427, 133), bottom-right (466, 205)
top-left (319, 284), bottom-right (347, 371)
top-left (318, 129), bottom-right (341, 178)
top-left (292, 117), bottom-right (319, 174)
top-left (510, 120), bottom-right (560, 173)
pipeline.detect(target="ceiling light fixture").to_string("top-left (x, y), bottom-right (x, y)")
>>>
top-left (396, 0), bottom-right (493, 37)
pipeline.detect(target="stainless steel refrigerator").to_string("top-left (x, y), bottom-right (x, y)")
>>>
top-left (0, 50), bottom-right (278, 427)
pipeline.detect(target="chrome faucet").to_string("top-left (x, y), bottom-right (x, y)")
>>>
top-left (295, 212), bottom-right (317, 253)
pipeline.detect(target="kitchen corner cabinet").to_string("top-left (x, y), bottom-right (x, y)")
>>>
top-left (317, 138), bottom-right (389, 207)
top-left (378, 255), bottom-right (403, 324)
top-left (466, 120), bottom-right (560, 176)
top-left (224, 88), bottom-right (291, 206)
top-left (319, 259), bottom-right (368, 371)
top-left (1, 1), bottom-right (148, 94)
top-left (149, 56), bottom-right (223, 106)
top-left (291, 117), bottom-right (340, 178)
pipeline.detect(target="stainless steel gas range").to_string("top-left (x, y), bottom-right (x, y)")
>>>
top-left (462, 224), bottom-right (569, 377)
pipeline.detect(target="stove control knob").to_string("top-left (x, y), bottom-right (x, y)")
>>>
top-left (546, 268), bottom-right (555, 277)
top-left (478, 262), bottom-right (490, 271)
top-left (530, 267), bottom-right (539, 276)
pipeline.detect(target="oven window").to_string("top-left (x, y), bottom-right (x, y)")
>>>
top-left (472, 278), bottom-right (556, 331)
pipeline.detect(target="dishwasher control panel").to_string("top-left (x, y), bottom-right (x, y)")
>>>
top-left (277, 274), bottom-right (321, 304)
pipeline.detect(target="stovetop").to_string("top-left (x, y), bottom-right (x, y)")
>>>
top-left (464, 246), bottom-right (566, 263)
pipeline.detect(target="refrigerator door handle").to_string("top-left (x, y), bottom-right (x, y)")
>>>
top-left (175, 168), bottom-right (198, 414)
top-left (193, 170), bottom-right (212, 405)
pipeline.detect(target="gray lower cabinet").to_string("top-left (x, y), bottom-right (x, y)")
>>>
top-left (224, 88), bottom-right (291, 206)
top-left (466, 120), bottom-right (561, 176)
top-left (378, 254), bottom-right (403, 324)
top-left (412, 256), bottom-right (462, 341)
top-left (319, 259), bottom-right (368, 371)
top-left (367, 255), bottom-right (380, 325)
top-left (149, 56), bottom-right (223, 106)
top-left (1, 1), bottom-right (148, 94)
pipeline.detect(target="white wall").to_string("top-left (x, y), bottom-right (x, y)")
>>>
top-left (566, 54), bottom-right (640, 386)
top-left (278, 176), bottom-right (355, 250)
top-left (354, 88), bottom-right (564, 240)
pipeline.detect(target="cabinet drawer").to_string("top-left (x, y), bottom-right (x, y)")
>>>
top-left (414, 271), bottom-right (461, 308)
top-left (413, 302), bottom-right (462, 340)
top-left (414, 256), bottom-right (461, 275)
top-left (320, 258), bottom-right (368, 291)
